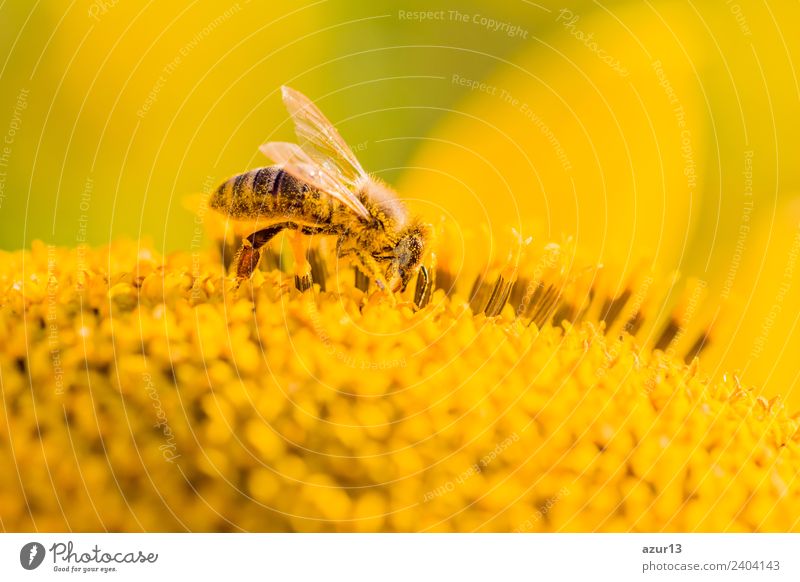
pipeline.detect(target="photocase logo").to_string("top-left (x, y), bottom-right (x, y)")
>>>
top-left (20, 542), bottom-right (46, 570)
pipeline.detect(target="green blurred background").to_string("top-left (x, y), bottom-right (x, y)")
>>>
top-left (2, 0), bottom-right (800, 402)
top-left (0, 0), bottom-right (563, 251)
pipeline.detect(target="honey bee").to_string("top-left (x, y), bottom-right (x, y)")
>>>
top-left (210, 86), bottom-right (431, 295)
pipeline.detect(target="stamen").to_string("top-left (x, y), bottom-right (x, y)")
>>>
top-left (508, 278), bottom-right (530, 313)
top-left (623, 311), bottom-right (644, 335)
top-left (261, 249), bottom-right (282, 271)
top-left (294, 273), bottom-right (313, 292)
top-left (483, 275), bottom-right (514, 317)
top-left (434, 267), bottom-right (456, 297)
top-left (307, 248), bottom-right (327, 292)
top-left (529, 284), bottom-right (561, 328)
top-left (219, 237), bottom-right (238, 271)
top-left (413, 265), bottom-right (432, 308)
top-left (468, 275), bottom-right (489, 313)
top-left (684, 332), bottom-right (710, 363)
top-left (600, 289), bottom-right (632, 327)
top-left (654, 318), bottom-right (680, 352)
top-left (354, 267), bottom-right (370, 292)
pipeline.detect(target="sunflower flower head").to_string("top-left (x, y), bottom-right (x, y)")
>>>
top-left (1, 236), bottom-right (798, 532)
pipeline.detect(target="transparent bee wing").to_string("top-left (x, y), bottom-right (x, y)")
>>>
top-left (280, 86), bottom-right (367, 180)
top-left (259, 141), bottom-right (371, 220)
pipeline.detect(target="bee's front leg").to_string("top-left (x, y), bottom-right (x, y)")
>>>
top-left (351, 249), bottom-right (395, 305)
top-left (335, 236), bottom-right (352, 260)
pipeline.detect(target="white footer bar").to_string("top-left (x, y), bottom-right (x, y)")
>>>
top-left (1, 533), bottom-right (797, 581)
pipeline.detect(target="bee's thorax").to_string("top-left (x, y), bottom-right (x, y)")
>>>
top-left (357, 176), bottom-right (409, 231)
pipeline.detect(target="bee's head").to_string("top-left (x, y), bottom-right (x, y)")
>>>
top-left (383, 223), bottom-right (431, 293)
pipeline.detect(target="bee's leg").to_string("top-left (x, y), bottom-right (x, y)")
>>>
top-left (232, 224), bottom-right (288, 279)
top-left (290, 230), bottom-right (313, 292)
top-left (351, 249), bottom-right (395, 304)
top-left (335, 244), bottom-right (368, 290)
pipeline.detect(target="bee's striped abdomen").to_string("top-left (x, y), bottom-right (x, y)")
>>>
top-left (210, 166), bottom-right (335, 224)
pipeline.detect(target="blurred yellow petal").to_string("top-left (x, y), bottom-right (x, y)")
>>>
top-left (402, 2), bottom-right (710, 284)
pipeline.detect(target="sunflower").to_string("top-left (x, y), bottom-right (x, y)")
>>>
top-left (1, 236), bottom-right (798, 532)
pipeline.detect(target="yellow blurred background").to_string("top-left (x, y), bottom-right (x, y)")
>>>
top-left (1, 0), bottom-right (799, 404)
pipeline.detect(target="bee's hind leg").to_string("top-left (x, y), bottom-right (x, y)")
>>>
top-left (232, 224), bottom-right (288, 279)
